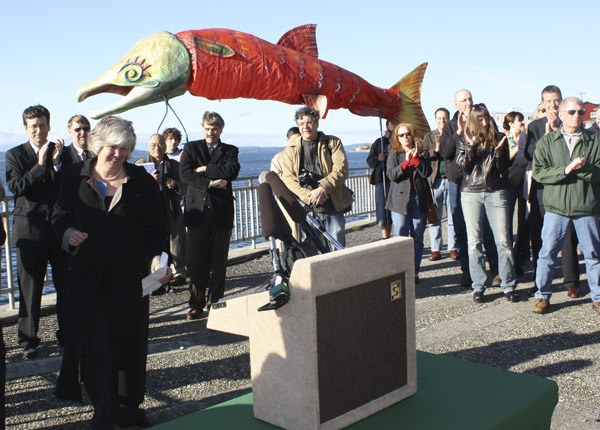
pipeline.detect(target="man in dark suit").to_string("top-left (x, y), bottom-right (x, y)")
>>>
top-left (524, 85), bottom-right (580, 298)
top-left (58, 114), bottom-right (92, 167)
top-left (179, 111), bottom-right (240, 320)
top-left (5, 105), bottom-right (67, 359)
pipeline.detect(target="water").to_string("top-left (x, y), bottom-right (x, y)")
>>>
top-left (0, 144), bottom-right (370, 303)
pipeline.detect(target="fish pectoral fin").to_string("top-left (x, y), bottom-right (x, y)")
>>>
top-left (192, 37), bottom-right (236, 57)
top-left (391, 62), bottom-right (430, 137)
top-left (302, 94), bottom-right (328, 119)
top-left (277, 24), bottom-right (319, 58)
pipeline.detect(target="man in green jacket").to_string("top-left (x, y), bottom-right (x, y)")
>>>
top-left (531, 96), bottom-right (600, 314)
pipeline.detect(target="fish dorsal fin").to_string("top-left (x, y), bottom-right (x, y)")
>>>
top-left (192, 36), bottom-right (236, 57)
top-left (391, 62), bottom-right (430, 137)
top-left (302, 94), bottom-right (328, 118)
top-left (277, 24), bottom-right (319, 58)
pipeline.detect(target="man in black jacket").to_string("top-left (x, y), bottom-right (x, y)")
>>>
top-left (179, 112), bottom-right (240, 320)
top-left (59, 114), bottom-right (92, 167)
top-left (5, 105), bottom-right (67, 359)
top-left (367, 120), bottom-right (394, 239)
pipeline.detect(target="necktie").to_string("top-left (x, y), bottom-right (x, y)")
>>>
top-left (82, 149), bottom-right (91, 160)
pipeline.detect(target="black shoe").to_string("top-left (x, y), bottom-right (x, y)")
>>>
top-left (504, 291), bottom-right (520, 302)
top-left (170, 274), bottom-right (187, 286)
top-left (527, 285), bottom-right (538, 298)
top-left (23, 348), bottom-right (38, 360)
top-left (473, 291), bottom-right (485, 303)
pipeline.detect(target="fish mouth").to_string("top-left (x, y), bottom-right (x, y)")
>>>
top-left (75, 31), bottom-right (190, 119)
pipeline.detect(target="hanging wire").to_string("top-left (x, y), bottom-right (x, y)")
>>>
top-left (156, 97), bottom-right (190, 143)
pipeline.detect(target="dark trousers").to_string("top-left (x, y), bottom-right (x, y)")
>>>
top-left (81, 297), bottom-right (149, 430)
top-left (16, 232), bottom-right (66, 350)
top-left (187, 208), bottom-right (231, 310)
top-left (528, 198), bottom-right (580, 286)
top-left (448, 180), bottom-right (498, 274)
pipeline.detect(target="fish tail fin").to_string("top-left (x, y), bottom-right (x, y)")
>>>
top-left (391, 62), bottom-right (430, 137)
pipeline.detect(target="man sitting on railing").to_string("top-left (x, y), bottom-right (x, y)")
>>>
top-left (280, 106), bottom-right (354, 250)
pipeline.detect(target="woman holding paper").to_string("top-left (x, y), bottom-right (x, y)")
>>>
top-left (52, 115), bottom-right (170, 429)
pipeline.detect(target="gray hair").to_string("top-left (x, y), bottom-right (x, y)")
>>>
top-left (294, 106), bottom-right (320, 123)
top-left (558, 96), bottom-right (583, 112)
top-left (89, 115), bottom-right (136, 158)
top-left (202, 111), bottom-right (225, 128)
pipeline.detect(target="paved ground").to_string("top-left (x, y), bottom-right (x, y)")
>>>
top-left (1, 220), bottom-right (599, 429)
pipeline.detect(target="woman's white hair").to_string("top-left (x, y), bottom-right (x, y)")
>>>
top-left (89, 115), bottom-right (136, 158)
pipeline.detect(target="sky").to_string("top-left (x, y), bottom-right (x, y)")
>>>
top-left (0, 0), bottom-right (598, 151)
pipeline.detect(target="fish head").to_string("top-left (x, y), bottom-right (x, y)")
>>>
top-left (77, 31), bottom-right (190, 119)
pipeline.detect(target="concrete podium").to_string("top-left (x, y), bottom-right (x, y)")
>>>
top-left (207, 237), bottom-right (416, 430)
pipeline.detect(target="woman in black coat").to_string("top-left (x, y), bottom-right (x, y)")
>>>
top-left (52, 116), bottom-right (170, 429)
top-left (385, 123), bottom-right (433, 282)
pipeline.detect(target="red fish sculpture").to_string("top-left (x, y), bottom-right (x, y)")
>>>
top-left (77, 24), bottom-right (429, 134)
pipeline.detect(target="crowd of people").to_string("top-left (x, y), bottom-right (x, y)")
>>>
top-left (0, 88), bottom-right (599, 428)
top-left (368, 85), bottom-right (600, 313)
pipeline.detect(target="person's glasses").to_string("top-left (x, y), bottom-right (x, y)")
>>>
top-left (74, 127), bottom-right (90, 133)
top-left (564, 109), bottom-right (585, 116)
top-left (297, 121), bottom-right (317, 127)
top-left (398, 132), bottom-right (412, 138)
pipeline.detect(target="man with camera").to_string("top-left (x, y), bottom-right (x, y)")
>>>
top-left (6, 105), bottom-right (66, 359)
top-left (280, 106), bottom-right (353, 249)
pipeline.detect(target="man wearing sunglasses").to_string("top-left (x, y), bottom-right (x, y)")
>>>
top-left (531, 97), bottom-right (600, 315)
top-left (59, 114), bottom-right (92, 167)
top-left (524, 86), bottom-right (581, 300)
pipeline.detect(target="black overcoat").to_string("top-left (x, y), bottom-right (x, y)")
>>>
top-left (52, 160), bottom-right (167, 401)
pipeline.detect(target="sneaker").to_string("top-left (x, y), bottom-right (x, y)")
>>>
top-left (491, 275), bottom-right (502, 288)
top-left (532, 298), bottom-right (550, 314)
top-left (592, 302), bottom-right (600, 314)
top-left (473, 291), bottom-right (485, 303)
top-left (504, 291), bottom-right (520, 303)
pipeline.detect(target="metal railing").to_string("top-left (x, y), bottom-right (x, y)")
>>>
top-left (0, 168), bottom-right (374, 308)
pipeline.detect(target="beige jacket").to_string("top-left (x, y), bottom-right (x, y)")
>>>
top-left (281, 133), bottom-right (354, 212)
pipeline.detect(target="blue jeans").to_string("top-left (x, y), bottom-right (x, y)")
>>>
top-left (428, 178), bottom-right (454, 252)
top-left (391, 192), bottom-right (427, 275)
top-left (535, 213), bottom-right (600, 302)
top-left (461, 190), bottom-right (516, 293)
top-left (315, 210), bottom-right (346, 251)
top-left (449, 180), bottom-right (498, 274)
top-left (374, 182), bottom-right (392, 228)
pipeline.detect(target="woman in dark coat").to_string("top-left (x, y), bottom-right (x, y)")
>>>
top-left (52, 116), bottom-right (170, 429)
top-left (385, 123), bottom-right (433, 282)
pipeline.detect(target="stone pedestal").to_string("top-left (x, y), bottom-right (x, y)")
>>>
top-left (207, 237), bottom-right (416, 430)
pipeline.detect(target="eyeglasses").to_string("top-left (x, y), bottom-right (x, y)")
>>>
top-left (563, 109), bottom-right (585, 116)
top-left (398, 132), bottom-right (412, 138)
top-left (73, 127), bottom-right (90, 133)
top-left (297, 121), bottom-right (317, 127)
top-left (148, 143), bottom-right (165, 148)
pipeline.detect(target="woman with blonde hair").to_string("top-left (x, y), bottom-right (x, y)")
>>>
top-left (385, 123), bottom-right (433, 283)
top-left (457, 104), bottom-right (518, 303)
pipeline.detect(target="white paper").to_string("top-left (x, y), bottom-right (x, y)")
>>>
top-left (142, 252), bottom-right (169, 297)
top-left (138, 162), bottom-right (156, 174)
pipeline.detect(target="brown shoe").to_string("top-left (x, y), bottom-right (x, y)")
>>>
top-left (491, 275), bottom-right (502, 288)
top-left (429, 251), bottom-right (441, 261)
top-left (592, 302), bottom-right (600, 314)
top-left (532, 298), bottom-right (550, 314)
top-left (449, 249), bottom-right (459, 260)
top-left (566, 286), bottom-right (580, 298)
top-left (186, 308), bottom-right (202, 320)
